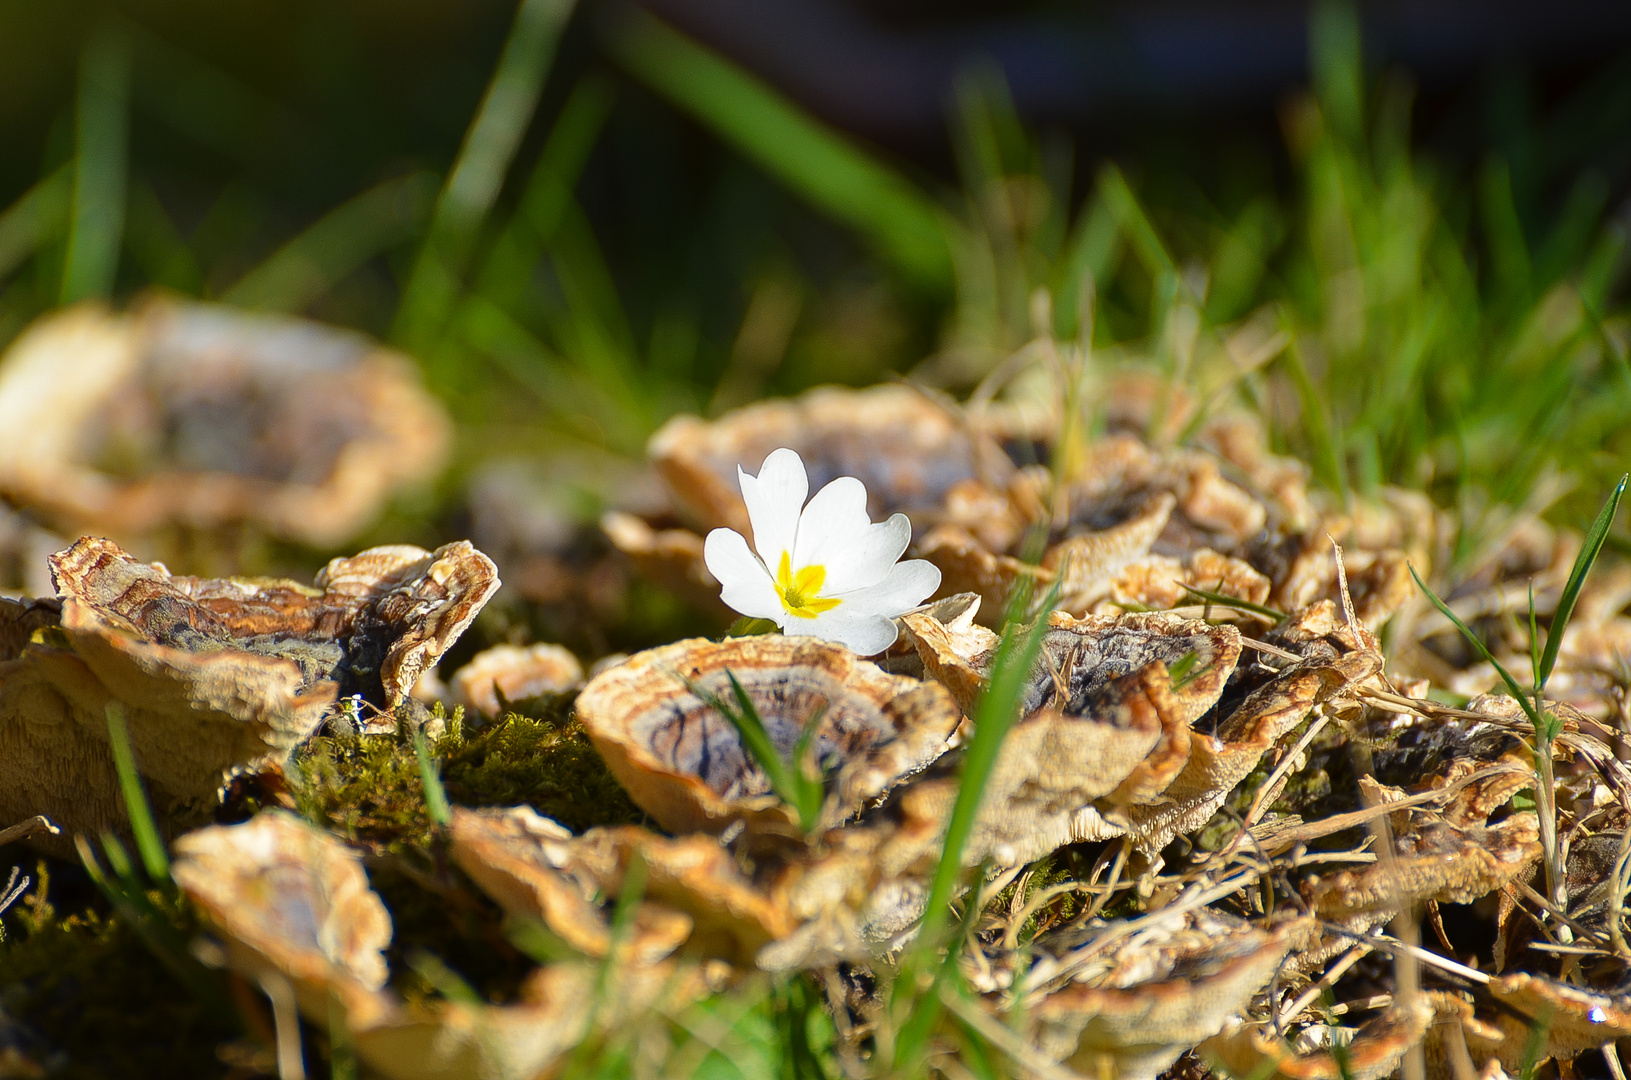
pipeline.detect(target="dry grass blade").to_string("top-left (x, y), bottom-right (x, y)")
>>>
top-left (0, 815), bottom-right (58, 848)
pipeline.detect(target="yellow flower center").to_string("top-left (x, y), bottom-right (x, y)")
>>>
top-left (776, 551), bottom-right (841, 619)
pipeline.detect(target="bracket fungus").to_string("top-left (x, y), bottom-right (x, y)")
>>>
top-left (0, 299), bottom-right (449, 547)
top-left (175, 811), bottom-right (715, 1080)
top-left (647, 384), bottom-right (1007, 535)
top-left (0, 536), bottom-right (498, 851)
top-left (575, 635), bottom-right (962, 837)
top-left (1018, 911), bottom-right (1315, 1080)
top-left (1203, 995), bottom-right (1440, 1080)
top-left (449, 642), bottom-right (584, 720)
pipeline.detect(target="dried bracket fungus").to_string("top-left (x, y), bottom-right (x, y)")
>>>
top-left (0, 536), bottom-right (497, 852)
top-left (175, 812), bottom-right (716, 1080)
top-left (0, 298), bottom-right (449, 546)
top-left (449, 642), bottom-right (584, 719)
top-left (1014, 911), bottom-right (1315, 1080)
top-left (576, 635), bottom-right (962, 837)
top-left (611, 379), bottom-right (1416, 638)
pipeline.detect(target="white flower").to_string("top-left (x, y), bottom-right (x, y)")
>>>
top-left (702, 448), bottom-right (942, 656)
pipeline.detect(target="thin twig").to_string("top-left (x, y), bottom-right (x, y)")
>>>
top-left (1219, 711), bottom-right (1333, 863)
top-left (1280, 934), bottom-right (1379, 1025)
top-left (1320, 925), bottom-right (1491, 985)
top-left (0, 815), bottom-right (58, 848)
top-left (1240, 637), bottom-right (1303, 663)
top-left (1509, 880), bottom-right (1611, 947)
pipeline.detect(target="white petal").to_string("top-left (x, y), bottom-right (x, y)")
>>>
top-left (832, 558), bottom-right (942, 618)
top-left (793, 484), bottom-right (909, 594)
top-left (738, 448), bottom-right (807, 568)
top-left (791, 609), bottom-right (900, 656)
top-left (703, 528), bottom-right (784, 621)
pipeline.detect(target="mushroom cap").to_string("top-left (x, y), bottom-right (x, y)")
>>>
top-left (576, 635), bottom-right (962, 836)
top-left (648, 384), bottom-right (1007, 533)
top-left (0, 298), bottom-right (450, 546)
top-left (451, 643), bottom-right (585, 720)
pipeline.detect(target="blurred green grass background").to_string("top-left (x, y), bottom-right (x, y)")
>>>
top-left (2, 0), bottom-right (1630, 576)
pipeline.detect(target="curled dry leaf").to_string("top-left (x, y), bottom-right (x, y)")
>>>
top-left (0, 299), bottom-right (449, 547)
top-left (1021, 911), bottom-right (1315, 1080)
top-left (450, 643), bottom-right (584, 719)
top-left (0, 537), bottom-right (498, 853)
top-left (575, 635), bottom-right (962, 837)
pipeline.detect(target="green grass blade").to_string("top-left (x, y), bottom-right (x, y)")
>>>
top-left (681, 666), bottom-right (813, 826)
top-left (914, 579), bottom-right (1062, 958)
top-left (1310, 0), bottom-right (1364, 145)
top-left (61, 24), bottom-right (131, 304)
top-left (1177, 584), bottom-right (1289, 623)
top-left (1098, 163), bottom-right (1177, 281)
top-left (606, 10), bottom-right (954, 293)
top-left (105, 703), bottom-right (169, 882)
top-left (0, 166), bottom-right (71, 282)
top-left (396, 0), bottom-right (580, 349)
top-left (1409, 564), bottom-right (1540, 727)
top-left (1528, 581), bottom-right (1541, 693)
top-left (1053, 187), bottom-right (1119, 340)
top-left (223, 172), bottom-right (436, 311)
top-left (413, 726), bottom-right (453, 829)
top-left (1538, 473), bottom-right (1627, 688)
top-left (472, 73), bottom-right (615, 307)
top-left (124, 18), bottom-right (312, 167)
top-left (76, 835), bottom-right (233, 1021)
top-left (1280, 322), bottom-right (1349, 504)
top-left (406, 951), bottom-right (482, 1005)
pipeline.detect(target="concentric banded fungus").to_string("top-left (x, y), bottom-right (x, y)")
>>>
top-left (0, 299), bottom-right (450, 546)
top-left (575, 636), bottom-right (962, 836)
top-left (450, 643), bottom-right (584, 719)
top-left (1022, 912), bottom-right (1314, 1080)
top-left (648, 384), bottom-right (1005, 534)
top-left (904, 610), bottom-right (1241, 722)
top-left (172, 811), bottom-right (394, 1027)
top-left (0, 537), bottom-right (498, 851)
top-left (447, 807), bottom-right (693, 964)
top-left (175, 812), bottom-right (713, 1080)
top-left (452, 805), bottom-right (919, 971)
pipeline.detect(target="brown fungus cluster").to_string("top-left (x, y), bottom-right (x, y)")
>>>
top-left (9, 371), bottom-right (1631, 1080)
top-left (0, 536), bottom-right (498, 853)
